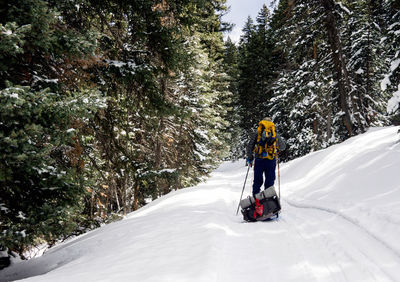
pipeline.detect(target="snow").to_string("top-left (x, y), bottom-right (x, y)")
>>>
top-left (390, 59), bottom-right (400, 72)
top-left (353, 48), bottom-right (362, 58)
top-left (105, 60), bottom-right (137, 69)
top-left (355, 68), bottom-right (364, 74)
top-left (106, 60), bottom-right (125, 67)
top-left (2, 29), bottom-right (12, 35)
top-left (381, 75), bottom-right (390, 91)
top-left (194, 128), bottom-right (209, 140)
top-left (387, 84), bottom-right (400, 113)
top-left (383, 59), bottom-right (400, 91)
top-left (2, 127), bottom-right (400, 282)
top-left (158, 169), bottom-right (176, 174)
top-left (0, 203), bottom-right (9, 212)
top-left (388, 22), bottom-right (400, 31)
top-left (32, 75), bottom-right (58, 84)
top-left (17, 212), bottom-right (26, 220)
top-left (335, 1), bottom-right (351, 15)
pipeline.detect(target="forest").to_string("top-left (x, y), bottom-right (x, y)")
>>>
top-left (0, 0), bottom-right (399, 262)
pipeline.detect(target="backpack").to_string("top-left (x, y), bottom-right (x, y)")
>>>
top-left (254, 120), bottom-right (277, 160)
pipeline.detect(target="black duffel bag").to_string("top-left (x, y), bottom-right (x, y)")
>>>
top-left (240, 186), bottom-right (281, 222)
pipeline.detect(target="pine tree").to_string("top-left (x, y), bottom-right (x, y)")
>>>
top-left (0, 0), bottom-right (97, 90)
top-left (0, 86), bottom-right (103, 257)
top-left (267, 0), bottom-right (339, 158)
top-left (261, 0), bottom-right (393, 160)
top-left (72, 0), bottom-right (234, 215)
top-left (238, 7), bottom-right (278, 138)
top-left (382, 0), bottom-right (400, 124)
top-left (223, 37), bottom-right (243, 159)
top-left (345, 0), bottom-right (389, 127)
top-left (0, 0), bottom-right (102, 257)
top-left (238, 16), bottom-right (259, 134)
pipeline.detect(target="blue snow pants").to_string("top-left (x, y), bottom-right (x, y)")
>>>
top-left (252, 158), bottom-right (276, 196)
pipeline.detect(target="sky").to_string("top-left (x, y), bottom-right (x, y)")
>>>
top-left (222, 0), bottom-right (276, 43)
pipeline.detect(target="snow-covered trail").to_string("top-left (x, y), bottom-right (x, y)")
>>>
top-left (2, 127), bottom-right (400, 282)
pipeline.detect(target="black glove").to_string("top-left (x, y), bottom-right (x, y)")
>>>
top-left (246, 157), bottom-right (253, 167)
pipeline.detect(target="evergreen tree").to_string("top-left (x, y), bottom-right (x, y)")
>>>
top-left (0, 86), bottom-right (103, 256)
top-left (238, 7), bottom-right (278, 138)
top-left (382, 0), bottom-right (400, 124)
top-left (0, 0), bottom-right (102, 257)
top-left (261, 0), bottom-right (392, 159)
top-left (343, 0), bottom-right (388, 127)
top-left (0, 0), bottom-right (234, 258)
top-left (267, 0), bottom-right (338, 158)
top-left (0, 0), bottom-right (97, 90)
top-left (223, 37), bottom-right (243, 159)
top-left (238, 16), bottom-right (258, 134)
top-left (71, 0), bottom-right (233, 215)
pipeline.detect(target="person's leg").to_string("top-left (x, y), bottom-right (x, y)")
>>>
top-left (263, 158), bottom-right (276, 189)
top-left (252, 159), bottom-right (264, 196)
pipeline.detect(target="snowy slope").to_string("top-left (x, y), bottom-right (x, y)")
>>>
top-left (2, 126), bottom-right (400, 282)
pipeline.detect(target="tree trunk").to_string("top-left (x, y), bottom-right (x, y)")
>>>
top-left (365, 17), bottom-right (371, 125)
top-left (155, 118), bottom-right (163, 169)
top-left (313, 41), bottom-right (317, 60)
top-left (321, 0), bottom-right (354, 136)
top-left (114, 185), bottom-right (121, 212)
top-left (327, 92), bottom-right (333, 141)
top-left (133, 183), bottom-right (139, 211)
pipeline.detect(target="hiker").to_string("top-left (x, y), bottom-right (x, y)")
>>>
top-left (246, 117), bottom-right (286, 197)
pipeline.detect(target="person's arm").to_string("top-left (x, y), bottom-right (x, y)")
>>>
top-left (276, 133), bottom-right (286, 151)
top-left (246, 131), bottom-right (258, 160)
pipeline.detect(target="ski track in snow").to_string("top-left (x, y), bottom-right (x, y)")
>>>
top-left (282, 203), bottom-right (399, 281)
top-left (284, 198), bottom-right (400, 261)
top-left (1, 127), bottom-right (400, 282)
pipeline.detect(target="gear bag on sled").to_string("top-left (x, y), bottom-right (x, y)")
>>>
top-left (240, 186), bottom-right (281, 222)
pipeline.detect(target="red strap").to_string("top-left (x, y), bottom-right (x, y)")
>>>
top-left (253, 199), bottom-right (263, 218)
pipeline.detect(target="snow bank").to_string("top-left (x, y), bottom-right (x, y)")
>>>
top-left (281, 127), bottom-right (400, 256)
top-left (2, 127), bottom-right (400, 282)
top-left (387, 84), bottom-right (400, 114)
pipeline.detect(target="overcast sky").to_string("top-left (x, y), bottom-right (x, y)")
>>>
top-left (222, 0), bottom-right (276, 43)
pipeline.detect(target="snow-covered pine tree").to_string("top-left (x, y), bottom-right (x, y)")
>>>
top-left (265, 0), bottom-right (393, 160)
top-left (223, 37), bottom-right (243, 159)
top-left (342, 0), bottom-right (389, 128)
top-left (167, 0), bottom-right (233, 186)
top-left (238, 6), bottom-right (278, 142)
top-left (73, 0), bottom-right (192, 214)
top-left (381, 0), bottom-right (400, 124)
top-left (0, 0), bottom-right (102, 257)
top-left (238, 16), bottom-right (258, 136)
top-left (254, 5), bottom-right (274, 107)
top-left (268, 0), bottom-right (340, 158)
top-left (74, 0), bottom-right (234, 215)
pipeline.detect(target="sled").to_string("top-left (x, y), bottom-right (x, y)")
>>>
top-left (240, 186), bottom-right (281, 222)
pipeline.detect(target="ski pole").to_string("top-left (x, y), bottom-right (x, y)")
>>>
top-left (236, 164), bottom-right (251, 215)
top-left (277, 154), bottom-right (281, 199)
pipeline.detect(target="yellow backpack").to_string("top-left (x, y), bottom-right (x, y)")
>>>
top-left (254, 120), bottom-right (277, 160)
